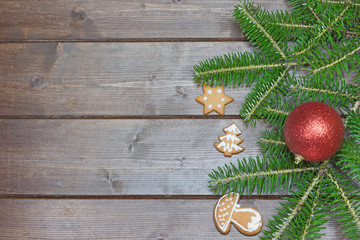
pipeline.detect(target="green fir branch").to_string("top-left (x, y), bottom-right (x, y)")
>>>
top-left (346, 30), bottom-right (360, 36)
top-left (272, 6), bottom-right (360, 39)
top-left (260, 137), bottom-right (286, 146)
top-left (355, 73), bottom-right (360, 83)
top-left (315, 2), bottom-right (359, 38)
top-left (259, 129), bottom-right (288, 156)
top-left (192, 51), bottom-right (286, 86)
top-left (240, 67), bottom-right (290, 125)
top-left (291, 4), bottom-right (350, 57)
top-left (261, 172), bottom-right (325, 240)
top-left (336, 138), bottom-right (360, 181)
top-left (309, 0), bottom-right (357, 19)
top-left (288, 75), bottom-right (359, 108)
top-left (274, 22), bottom-right (313, 29)
top-left (308, 5), bottom-right (321, 22)
top-left (347, 110), bottom-right (360, 142)
top-left (315, 0), bottom-right (360, 7)
top-left (299, 186), bottom-right (329, 240)
top-left (306, 39), bottom-right (360, 79)
top-left (324, 170), bottom-right (360, 239)
top-left (264, 107), bottom-right (289, 116)
top-left (306, 0), bottom-right (360, 38)
top-left (288, 0), bottom-right (321, 22)
top-left (208, 154), bottom-right (319, 195)
top-left (267, 10), bottom-right (315, 40)
top-left (300, 187), bottom-right (321, 240)
top-left (234, 1), bottom-right (288, 60)
top-left (274, 20), bottom-right (360, 37)
top-left (261, 97), bottom-right (302, 127)
top-left (263, 106), bottom-right (289, 126)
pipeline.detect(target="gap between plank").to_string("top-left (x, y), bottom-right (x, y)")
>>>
top-left (0, 38), bottom-right (247, 44)
top-left (0, 194), bottom-right (288, 200)
top-left (0, 114), bottom-right (347, 120)
top-left (0, 115), bottom-right (243, 120)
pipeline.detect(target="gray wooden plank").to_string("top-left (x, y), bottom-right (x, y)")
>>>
top-left (0, 119), bottom-right (273, 195)
top-left (0, 42), bottom-right (256, 116)
top-left (0, 199), bottom-right (344, 239)
top-left (0, 0), bottom-right (290, 41)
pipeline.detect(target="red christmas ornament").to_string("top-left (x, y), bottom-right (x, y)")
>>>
top-left (284, 101), bottom-right (345, 162)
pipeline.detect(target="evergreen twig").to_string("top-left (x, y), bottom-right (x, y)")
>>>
top-left (336, 139), bottom-right (360, 181)
top-left (240, 66), bottom-right (290, 125)
top-left (261, 170), bottom-right (326, 240)
top-left (324, 170), bottom-right (360, 239)
top-left (192, 52), bottom-right (288, 86)
top-left (299, 186), bottom-right (328, 240)
top-left (208, 154), bottom-right (319, 195)
top-left (259, 129), bottom-right (288, 156)
top-left (292, 4), bottom-right (350, 57)
top-left (316, 0), bottom-right (360, 7)
top-left (346, 110), bottom-right (360, 142)
top-left (288, 75), bottom-right (359, 107)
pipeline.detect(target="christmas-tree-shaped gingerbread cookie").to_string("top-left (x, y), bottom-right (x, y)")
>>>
top-left (215, 123), bottom-right (245, 157)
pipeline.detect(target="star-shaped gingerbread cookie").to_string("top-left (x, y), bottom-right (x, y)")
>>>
top-left (195, 85), bottom-right (234, 115)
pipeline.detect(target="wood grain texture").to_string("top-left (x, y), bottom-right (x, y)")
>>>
top-left (0, 42), bottom-right (256, 116)
top-left (0, 199), bottom-right (345, 239)
top-left (0, 119), bottom-right (273, 195)
top-left (0, 0), bottom-right (290, 41)
top-left (0, 0), bottom-right (349, 238)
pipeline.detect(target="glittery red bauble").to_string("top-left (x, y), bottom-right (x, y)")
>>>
top-left (284, 102), bottom-right (345, 162)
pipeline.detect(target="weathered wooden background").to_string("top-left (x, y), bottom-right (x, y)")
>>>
top-left (0, 0), bottom-right (345, 239)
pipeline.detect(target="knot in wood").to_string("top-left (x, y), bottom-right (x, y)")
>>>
top-left (73, 7), bottom-right (87, 21)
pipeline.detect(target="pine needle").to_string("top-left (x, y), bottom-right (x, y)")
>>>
top-left (347, 110), bottom-right (360, 142)
top-left (336, 139), bottom-right (360, 182)
top-left (324, 170), bottom-right (360, 239)
top-left (208, 154), bottom-right (319, 196)
top-left (240, 66), bottom-right (290, 126)
top-left (261, 173), bottom-right (326, 240)
top-left (259, 129), bottom-right (288, 156)
top-left (192, 51), bottom-right (285, 87)
top-left (288, 75), bottom-right (359, 108)
top-left (234, 1), bottom-right (288, 60)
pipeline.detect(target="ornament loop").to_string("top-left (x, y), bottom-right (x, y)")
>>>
top-left (294, 154), bottom-right (304, 164)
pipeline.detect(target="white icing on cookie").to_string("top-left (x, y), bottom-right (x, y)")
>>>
top-left (232, 207), bottom-right (262, 233)
top-left (207, 89), bottom-right (213, 94)
top-left (223, 123), bottom-right (241, 134)
top-left (217, 141), bottom-right (244, 153)
top-left (214, 194), bottom-right (240, 233)
top-left (217, 104), bottom-right (221, 108)
top-left (203, 97), bottom-right (207, 101)
top-left (214, 193), bottom-right (262, 235)
top-left (208, 104), bottom-right (212, 108)
top-left (221, 98), bottom-right (225, 101)
top-left (219, 134), bottom-right (241, 142)
top-left (217, 89), bottom-right (222, 93)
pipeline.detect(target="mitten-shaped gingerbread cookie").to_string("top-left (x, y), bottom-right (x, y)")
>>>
top-left (213, 192), bottom-right (262, 236)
